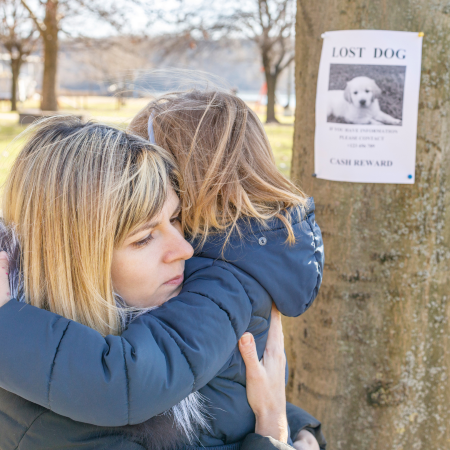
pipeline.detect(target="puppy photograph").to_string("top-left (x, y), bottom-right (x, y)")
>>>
top-left (327, 64), bottom-right (405, 125)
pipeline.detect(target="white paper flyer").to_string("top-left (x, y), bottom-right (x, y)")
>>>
top-left (314, 30), bottom-right (423, 184)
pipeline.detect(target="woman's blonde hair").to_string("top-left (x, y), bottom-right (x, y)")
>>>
top-left (129, 89), bottom-right (308, 246)
top-left (2, 116), bottom-right (177, 336)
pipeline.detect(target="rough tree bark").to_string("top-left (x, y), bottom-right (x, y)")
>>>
top-left (40, 0), bottom-right (58, 111)
top-left (286, 2), bottom-right (450, 449)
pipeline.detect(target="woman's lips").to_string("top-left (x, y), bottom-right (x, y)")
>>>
top-left (164, 274), bottom-right (184, 286)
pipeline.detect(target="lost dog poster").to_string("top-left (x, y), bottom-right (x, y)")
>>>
top-left (314, 30), bottom-right (423, 184)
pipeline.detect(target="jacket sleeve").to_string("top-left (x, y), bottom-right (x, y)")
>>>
top-left (0, 259), bottom-right (252, 427)
top-left (272, 201), bottom-right (324, 317)
top-left (241, 434), bottom-right (294, 450)
top-left (240, 403), bottom-right (327, 450)
top-left (287, 402), bottom-right (327, 450)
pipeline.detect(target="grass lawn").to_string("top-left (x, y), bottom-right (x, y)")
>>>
top-left (0, 97), bottom-right (294, 188)
top-left (0, 123), bottom-right (27, 189)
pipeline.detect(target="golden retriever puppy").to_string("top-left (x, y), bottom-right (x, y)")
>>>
top-left (327, 76), bottom-right (401, 125)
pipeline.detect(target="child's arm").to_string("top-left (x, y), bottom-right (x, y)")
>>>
top-left (0, 258), bottom-right (252, 426)
top-left (241, 434), bottom-right (295, 449)
top-left (239, 404), bottom-right (326, 450)
top-left (287, 403), bottom-right (326, 450)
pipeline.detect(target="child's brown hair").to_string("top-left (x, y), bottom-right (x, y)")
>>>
top-left (128, 89), bottom-right (308, 246)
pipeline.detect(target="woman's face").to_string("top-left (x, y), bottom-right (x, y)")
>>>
top-left (111, 187), bottom-right (194, 308)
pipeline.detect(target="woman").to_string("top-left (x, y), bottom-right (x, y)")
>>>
top-left (0, 117), bottom-right (324, 449)
top-left (0, 257), bottom-right (325, 450)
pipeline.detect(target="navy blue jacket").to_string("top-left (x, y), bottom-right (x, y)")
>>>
top-left (0, 200), bottom-right (323, 447)
top-left (0, 386), bottom-right (326, 450)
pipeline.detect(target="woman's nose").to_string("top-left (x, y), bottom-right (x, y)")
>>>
top-left (164, 229), bottom-right (194, 263)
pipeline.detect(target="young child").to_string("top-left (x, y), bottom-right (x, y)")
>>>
top-left (0, 91), bottom-right (324, 449)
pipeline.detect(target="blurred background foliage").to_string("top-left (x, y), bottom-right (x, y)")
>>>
top-left (0, 0), bottom-right (296, 187)
top-left (0, 99), bottom-right (294, 187)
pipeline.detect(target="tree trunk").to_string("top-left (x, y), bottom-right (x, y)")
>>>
top-left (285, 61), bottom-right (292, 109)
top-left (10, 57), bottom-right (21, 112)
top-left (40, 0), bottom-right (58, 111)
top-left (265, 68), bottom-right (279, 123)
top-left (286, 2), bottom-right (450, 449)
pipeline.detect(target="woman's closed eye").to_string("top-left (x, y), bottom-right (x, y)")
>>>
top-left (132, 233), bottom-right (154, 248)
top-left (170, 214), bottom-right (181, 225)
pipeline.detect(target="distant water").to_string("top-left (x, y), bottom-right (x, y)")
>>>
top-left (110, 87), bottom-right (297, 108)
top-left (237, 90), bottom-right (296, 107)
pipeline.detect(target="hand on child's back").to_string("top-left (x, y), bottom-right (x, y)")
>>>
top-left (239, 303), bottom-right (321, 450)
top-left (0, 252), bottom-right (10, 307)
top-left (239, 304), bottom-right (288, 443)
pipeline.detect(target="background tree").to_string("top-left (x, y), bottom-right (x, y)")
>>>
top-left (158, 0), bottom-right (295, 123)
top-left (0, 0), bottom-right (38, 111)
top-left (78, 35), bottom-right (153, 108)
top-left (20, 0), bottom-right (132, 111)
top-left (215, 0), bottom-right (295, 123)
top-left (286, 1), bottom-right (450, 449)
top-left (248, 0), bottom-right (295, 123)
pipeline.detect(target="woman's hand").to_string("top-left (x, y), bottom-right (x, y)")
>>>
top-left (238, 303), bottom-right (289, 443)
top-left (0, 252), bottom-right (11, 307)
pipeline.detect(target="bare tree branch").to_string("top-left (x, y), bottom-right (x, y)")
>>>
top-left (278, 54), bottom-right (294, 73)
top-left (208, 0), bottom-right (295, 122)
top-left (20, 0), bottom-right (44, 34)
top-left (0, 0), bottom-right (39, 110)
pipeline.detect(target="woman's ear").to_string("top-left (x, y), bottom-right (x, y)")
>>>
top-left (372, 80), bottom-right (382, 99)
top-left (344, 82), bottom-right (352, 103)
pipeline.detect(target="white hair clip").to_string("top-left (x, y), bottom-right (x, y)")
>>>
top-left (147, 113), bottom-right (156, 144)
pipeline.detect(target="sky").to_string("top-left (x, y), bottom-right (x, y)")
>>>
top-left (21, 0), bottom-right (289, 42)
top-left (61, 0), bottom-right (212, 39)
top-left (20, 0), bottom-right (177, 38)
top-left (58, 0), bottom-right (259, 39)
